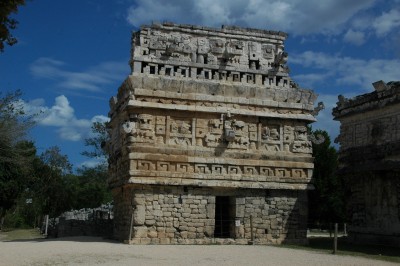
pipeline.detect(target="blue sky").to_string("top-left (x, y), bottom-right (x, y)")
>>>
top-left (1, 0), bottom-right (399, 169)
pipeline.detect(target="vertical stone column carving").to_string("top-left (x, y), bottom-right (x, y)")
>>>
top-left (292, 126), bottom-right (312, 154)
top-left (168, 117), bottom-right (193, 146)
top-left (261, 124), bottom-right (281, 151)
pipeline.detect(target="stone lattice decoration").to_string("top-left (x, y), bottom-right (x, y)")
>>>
top-left (333, 80), bottom-right (400, 247)
top-left (107, 23), bottom-right (318, 244)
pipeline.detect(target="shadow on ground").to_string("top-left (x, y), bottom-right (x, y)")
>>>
top-left (310, 237), bottom-right (400, 256)
top-left (0, 229), bottom-right (121, 244)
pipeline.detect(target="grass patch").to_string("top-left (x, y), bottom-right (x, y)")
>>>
top-left (281, 237), bottom-right (400, 263)
top-left (0, 228), bottom-right (44, 241)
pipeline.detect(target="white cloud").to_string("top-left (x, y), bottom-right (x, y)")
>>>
top-left (40, 96), bottom-right (75, 127)
top-left (22, 96), bottom-right (109, 142)
top-left (30, 58), bottom-right (128, 92)
top-left (290, 51), bottom-right (400, 89)
top-left (292, 73), bottom-right (332, 89)
top-left (350, 14), bottom-right (374, 31)
top-left (126, 0), bottom-right (376, 35)
top-left (343, 29), bottom-right (366, 45)
top-left (346, 8), bottom-right (400, 41)
top-left (79, 158), bottom-right (107, 169)
top-left (373, 9), bottom-right (400, 36)
top-left (127, 0), bottom-right (196, 27)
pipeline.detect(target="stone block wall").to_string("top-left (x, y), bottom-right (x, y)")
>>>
top-left (346, 172), bottom-right (400, 246)
top-left (116, 185), bottom-right (307, 244)
top-left (112, 188), bottom-right (134, 241)
top-left (56, 218), bottom-right (113, 238)
top-left (47, 206), bottom-right (114, 239)
top-left (334, 81), bottom-right (400, 247)
top-left (108, 23), bottom-right (317, 244)
top-left (241, 190), bottom-right (308, 244)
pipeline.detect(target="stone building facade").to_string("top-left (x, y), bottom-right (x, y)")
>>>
top-left (333, 81), bottom-right (400, 247)
top-left (107, 23), bottom-right (318, 244)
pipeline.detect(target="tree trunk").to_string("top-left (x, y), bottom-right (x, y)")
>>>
top-left (0, 209), bottom-right (5, 231)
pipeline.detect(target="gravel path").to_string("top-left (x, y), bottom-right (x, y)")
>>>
top-left (0, 236), bottom-right (397, 266)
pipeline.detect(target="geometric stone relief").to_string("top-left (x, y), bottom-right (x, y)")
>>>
top-left (168, 117), bottom-right (193, 146)
top-left (122, 114), bottom-right (156, 144)
top-left (336, 114), bottom-right (400, 149)
top-left (292, 126), bottom-right (312, 154)
top-left (226, 120), bottom-right (250, 149)
top-left (139, 29), bottom-right (279, 72)
top-left (283, 125), bottom-right (294, 151)
top-left (261, 124), bottom-right (281, 151)
top-left (204, 119), bottom-right (223, 147)
top-left (204, 119), bottom-right (251, 149)
top-left (122, 113), bottom-right (313, 154)
top-left (134, 93), bottom-right (314, 109)
top-left (131, 159), bottom-right (309, 179)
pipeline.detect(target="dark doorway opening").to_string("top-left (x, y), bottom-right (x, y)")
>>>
top-left (214, 196), bottom-right (235, 238)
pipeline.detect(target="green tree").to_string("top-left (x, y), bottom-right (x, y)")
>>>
top-left (27, 146), bottom-right (74, 219)
top-left (308, 129), bottom-right (345, 227)
top-left (74, 120), bottom-right (112, 208)
top-left (0, 91), bottom-right (35, 229)
top-left (81, 121), bottom-right (109, 160)
top-left (0, 90), bottom-right (33, 150)
top-left (40, 146), bottom-right (72, 175)
top-left (0, 0), bottom-right (26, 52)
top-left (0, 141), bottom-right (37, 228)
top-left (70, 166), bottom-right (112, 209)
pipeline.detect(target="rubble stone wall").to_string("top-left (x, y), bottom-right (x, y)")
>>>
top-left (116, 185), bottom-right (307, 244)
top-left (56, 218), bottom-right (113, 238)
top-left (47, 206), bottom-right (114, 238)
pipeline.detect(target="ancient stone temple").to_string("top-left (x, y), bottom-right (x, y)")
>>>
top-left (107, 23), bottom-right (318, 244)
top-left (333, 80), bottom-right (400, 247)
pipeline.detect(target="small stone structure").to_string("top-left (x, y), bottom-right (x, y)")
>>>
top-left (46, 204), bottom-right (114, 238)
top-left (333, 80), bottom-right (400, 247)
top-left (107, 23), bottom-right (318, 244)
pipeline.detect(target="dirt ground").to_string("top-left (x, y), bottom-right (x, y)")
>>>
top-left (0, 236), bottom-right (398, 266)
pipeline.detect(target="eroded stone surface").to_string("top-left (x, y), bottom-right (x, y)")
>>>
top-left (333, 80), bottom-right (400, 247)
top-left (108, 23), bottom-right (317, 244)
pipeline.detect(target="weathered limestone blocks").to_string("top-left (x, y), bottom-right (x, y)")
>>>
top-left (122, 185), bottom-right (307, 244)
top-left (108, 23), bottom-right (317, 244)
top-left (333, 80), bottom-right (400, 247)
top-left (110, 75), bottom-right (316, 120)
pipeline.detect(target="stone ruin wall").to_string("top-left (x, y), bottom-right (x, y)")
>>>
top-left (107, 23), bottom-right (317, 244)
top-left (333, 81), bottom-right (400, 247)
top-left (46, 205), bottom-right (114, 238)
top-left (112, 185), bottom-right (307, 244)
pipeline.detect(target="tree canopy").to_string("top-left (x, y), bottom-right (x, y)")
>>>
top-left (0, 90), bottom-right (35, 228)
top-left (0, 92), bottom-right (112, 229)
top-left (308, 129), bottom-right (345, 226)
top-left (0, 0), bottom-right (26, 52)
top-left (81, 121), bottom-right (109, 160)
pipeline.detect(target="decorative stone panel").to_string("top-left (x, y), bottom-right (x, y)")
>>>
top-left (108, 23), bottom-right (317, 244)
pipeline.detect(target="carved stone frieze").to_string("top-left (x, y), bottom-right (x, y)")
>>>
top-left (109, 23), bottom-right (317, 244)
top-left (133, 24), bottom-right (292, 76)
top-left (261, 124), bottom-right (281, 152)
top-left (131, 159), bottom-right (310, 180)
top-left (292, 126), bottom-right (312, 154)
top-left (122, 114), bottom-right (156, 144)
top-left (168, 118), bottom-right (193, 146)
top-left (119, 112), bottom-right (315, 155)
